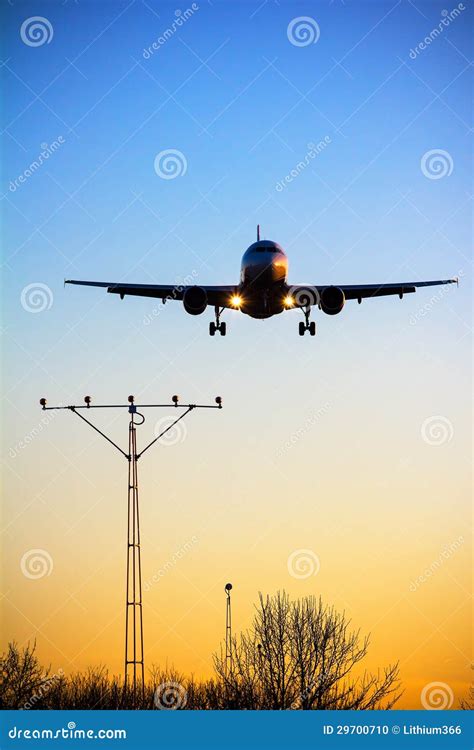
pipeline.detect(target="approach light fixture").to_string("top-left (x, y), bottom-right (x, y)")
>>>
top-left (84, 396), bottom-right (92, 407)
top-left (215, 396), bottom-right (222, 407)
top-left (40, 398), bottom-right (47, 409)
top-left (172, 395), bottom-right (179, 406)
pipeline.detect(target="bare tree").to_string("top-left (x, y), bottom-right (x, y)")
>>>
top-left (460, 665), bottom-right (473, 710)
top-left (1, 595), bottom-right (402, 710)
top-left (460, 688), bottom-right (473, 710)
top-left (0, 641), bottom-right (53, 709)
top-left (214, 591), bottom-right (402, 709)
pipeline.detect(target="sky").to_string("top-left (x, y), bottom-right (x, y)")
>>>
top-left (1, 0), bottom-right (472, 709)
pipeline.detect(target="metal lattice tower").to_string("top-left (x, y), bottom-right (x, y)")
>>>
top-left (39, 394), bottom-right (222, 706)
top-left (125, 406), bottom-right (144, 699)
top-left (225, 582), bottom-right (233, 679)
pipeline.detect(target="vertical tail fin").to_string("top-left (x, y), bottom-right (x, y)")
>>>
top-left (257, 224), bottom-right (260, 241)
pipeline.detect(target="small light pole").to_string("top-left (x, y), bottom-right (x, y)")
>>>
top-left (225, 582), bottom-right (233, 680)
top-left (39, 394), bottom-right (223, 706)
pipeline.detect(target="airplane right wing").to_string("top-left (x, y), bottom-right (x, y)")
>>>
top-left (65, 280), bottom-right (238, 308)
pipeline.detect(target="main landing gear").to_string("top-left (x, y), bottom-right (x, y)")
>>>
top-left (299, 307), bottom-right (316, 336)
top-left (209, 306), bottom-right (226, 336)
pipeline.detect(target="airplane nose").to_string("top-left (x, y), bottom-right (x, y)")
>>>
top-left (252, 262), bottom-right (275, 285)
top-left (241, 246), bottom-right (288, 288)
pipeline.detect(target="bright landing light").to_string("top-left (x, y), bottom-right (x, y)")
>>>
top-left (231, 295), bottom-right (242, 307)
top-left (284, 295), bottom-right (295, 307)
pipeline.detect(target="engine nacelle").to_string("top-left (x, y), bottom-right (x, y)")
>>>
top-left (320, 286), bottom-right (345, 315)
top-left (183, 286), bottom-right (208, 315)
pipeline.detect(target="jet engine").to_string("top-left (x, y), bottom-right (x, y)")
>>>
top-left (320, 286), bottom-right (345, 315)
top-left (183, 286), bottom-right (208, 315)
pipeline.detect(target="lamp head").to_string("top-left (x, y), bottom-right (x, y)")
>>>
top-left (225, 582), bottom-right (232, 592)
top-left (128, 395), bottom-right (135, 404)
top-left (84, 396), bottom-right (92, 406)
top-left (215, 396), bottom-right (222, 408)
top-left (172, 394), bottom-right (179, 406)
top-left (39, 397), bottom-right (47, 409)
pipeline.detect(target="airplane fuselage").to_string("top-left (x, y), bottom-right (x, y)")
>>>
top-left (238, 240), bottom-right (289, 319)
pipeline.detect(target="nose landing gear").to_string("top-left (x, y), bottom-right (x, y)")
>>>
top-left (210, 321), bottom-right (226, 336)
top-left (210, 307), bottom-right (226, 336)
top-left (298, 307), bottom-right (316, 336)
top-left (299, 321), bottom-right (316, 336)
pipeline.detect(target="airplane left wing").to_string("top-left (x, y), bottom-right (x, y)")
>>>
top-left (65, 280), bottom-right (237, 308)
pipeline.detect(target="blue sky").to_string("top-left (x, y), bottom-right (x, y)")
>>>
top-left (2, 0), bottom-right (471, 407)
top-left (2, 1), bottom-right (471, 286)
top-left (1, 0), bottom-right (472, 703)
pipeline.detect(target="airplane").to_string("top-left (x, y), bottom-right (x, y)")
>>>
top-left (65, 226), bottom-right (458, 337)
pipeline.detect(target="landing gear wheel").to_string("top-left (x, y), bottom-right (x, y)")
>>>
top-left (210, 306), bottom-right (226, 338)
top-left (299, 322), bottom-right (306, 336)
top-left (309, 321), bottom-right (316, 336)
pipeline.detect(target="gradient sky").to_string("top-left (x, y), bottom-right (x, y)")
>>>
top-left (1, 0), bottom-right (472, 709)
